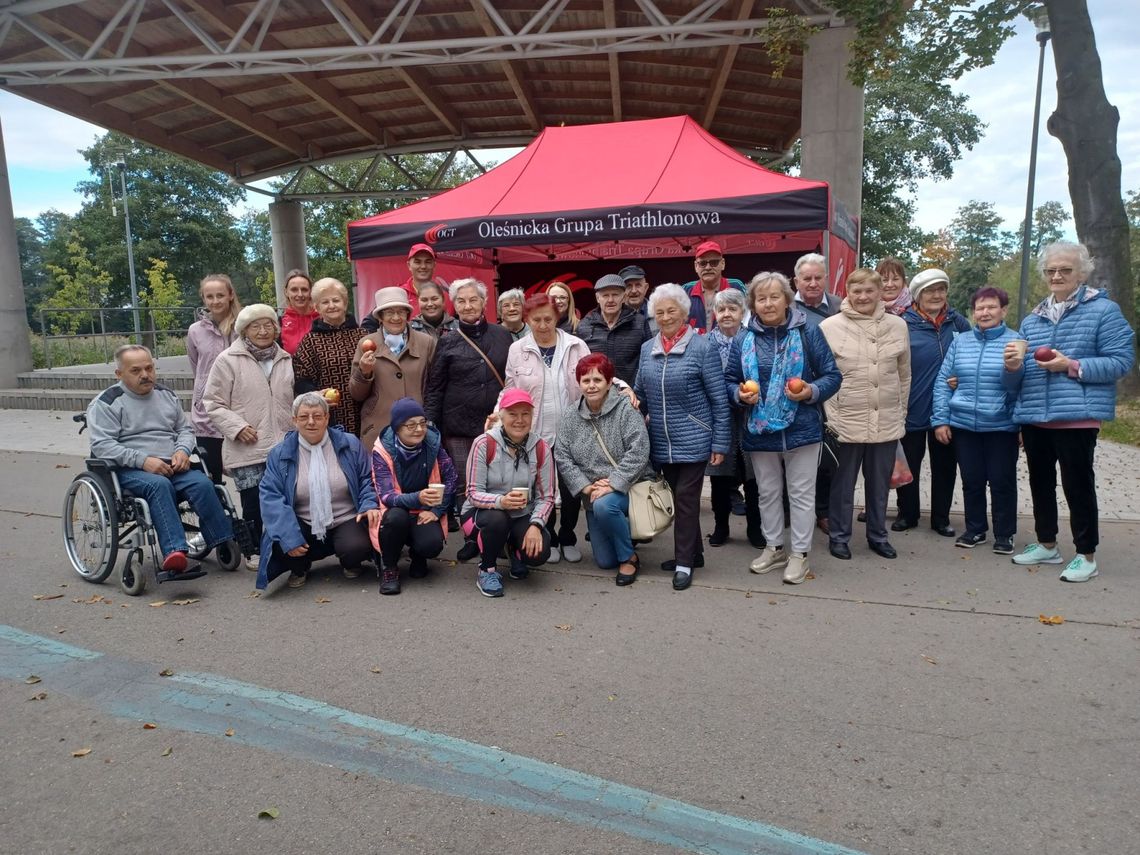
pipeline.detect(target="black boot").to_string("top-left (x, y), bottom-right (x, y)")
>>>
top-left (743, 478), bottom-right (766, 548)
top-left (709, 475), bottom-right (732, 546)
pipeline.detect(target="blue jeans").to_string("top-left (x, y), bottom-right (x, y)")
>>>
top-left (585, 491), bottom-right (633, 570)
top-left (116, 468), bottom-right (233, 558)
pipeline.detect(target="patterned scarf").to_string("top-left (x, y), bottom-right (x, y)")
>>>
top-left (741, 325), bottom-right (805, 435)
top-left (242, 338), bottom-right (278, 362)
top-left (384, 330), bottom-right (407, 355)
top-left (708, 327), bottom-right (737, 370)
top-left (502, 432), bottom-right (530, 470)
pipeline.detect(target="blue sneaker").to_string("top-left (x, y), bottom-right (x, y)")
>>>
top-left (1011, 543), bottom-right (1063, 565)
top-left (477, 568), bottom-right (503, 598)
top-left (1059, 555), bottom-right (1098, 583)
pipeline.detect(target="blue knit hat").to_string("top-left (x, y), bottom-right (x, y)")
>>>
top-left (390, 397), bottom-right (425, 431)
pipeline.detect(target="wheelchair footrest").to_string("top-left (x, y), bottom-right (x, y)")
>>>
top-left (157, 565), bottom-right (208, 584)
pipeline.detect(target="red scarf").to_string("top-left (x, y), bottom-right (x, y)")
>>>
top-left (660, 326), bottom-right (688, 354)
top-left (916, 305), bottom-right (947, 329)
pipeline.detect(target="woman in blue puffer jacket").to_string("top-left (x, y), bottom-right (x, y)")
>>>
top-left (634, 283), bottom-right (731, 590)
top-left (1002, 242), bottom-right (1135, 583)
top-left (725, 272), bottom-right (841, 586)
top-left (932, 287), bottom-right (1021, 555)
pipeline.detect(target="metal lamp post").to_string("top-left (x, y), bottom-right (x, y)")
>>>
top-left (1016, 6), bottom-right (1052, 324)
top-left (115, 158), bottom-right (142, 341)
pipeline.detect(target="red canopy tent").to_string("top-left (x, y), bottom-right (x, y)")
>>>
top-left (347, 116), bottom-right (858, 311)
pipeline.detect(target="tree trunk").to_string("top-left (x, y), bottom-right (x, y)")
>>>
top-left (1044, 0), bottom-right (1136, 388)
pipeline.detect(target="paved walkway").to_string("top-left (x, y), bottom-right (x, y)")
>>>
top-left (1, 407), bottom-right (1138, 521)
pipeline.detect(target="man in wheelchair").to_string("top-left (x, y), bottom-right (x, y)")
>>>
top-left (87, 345), bottom-right (234, 576)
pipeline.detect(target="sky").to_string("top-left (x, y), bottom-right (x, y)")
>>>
top-left (2, 0), bottom-right (1136, 244)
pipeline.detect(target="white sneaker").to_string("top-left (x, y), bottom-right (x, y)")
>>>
top-left (548, 546), bottom-right (561, 564)
top-left (749, 546), bottom-right (788, 575)
top-left (245, 555), bottom-right (259, 571)
top-left (1011, 543), bottom-right (1063, 565)
top-left (1059, 555), bottom-right (1098, 583)
top-left (561, 544), bottom-right (582, 563)
top-left (783, 552), bottom-right (810, 584)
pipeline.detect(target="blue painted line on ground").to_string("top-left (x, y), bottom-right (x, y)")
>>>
top-left (0, 624), bottom-right (868, 855)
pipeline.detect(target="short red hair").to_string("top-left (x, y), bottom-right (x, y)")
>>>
top-left (523, 293), bottom-right (554, 318)
top-left (575, 353), bottom-right (615, 383)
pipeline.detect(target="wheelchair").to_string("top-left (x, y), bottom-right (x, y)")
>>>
top-left (61, 413), bottom-right (257, 596)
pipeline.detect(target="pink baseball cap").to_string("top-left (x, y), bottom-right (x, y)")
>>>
top-left (694, 240), bottom-right (723, 258)
top-left (407, 243), bottom-right (436, 259)
top-left (499, 388), bottom-right (535, 410)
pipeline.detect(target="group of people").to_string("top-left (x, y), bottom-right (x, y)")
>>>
top-left (86, 238), bottom-right (1133, 600)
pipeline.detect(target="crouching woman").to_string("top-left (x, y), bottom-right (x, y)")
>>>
top-left (554, 354), bottom-right (650, 586)
top-left (463, 389), bottom-right (555, 598)
top-left (370, 398), bottom-right (458, 596)
top-left (256, 392), bottom-right (380, 591)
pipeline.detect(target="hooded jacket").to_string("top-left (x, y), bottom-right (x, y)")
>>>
top-left (257, 427), bottom-right (378, 588)
top-left (724, 308), bottom-right (842, 452)
top-left (932, 323), bottom-right (1020, 433)
top-left (203, 340), bottom-right (294, 471)
top-left (633, 326), bottom-right (731, 464)
top-left (1004, 285), bottom-right (1135, 424)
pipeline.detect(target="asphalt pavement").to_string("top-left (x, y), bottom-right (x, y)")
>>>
top-left (0, 410), bottom-right (1137, 855)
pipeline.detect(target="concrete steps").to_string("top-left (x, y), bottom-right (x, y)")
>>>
top-left (2, 359), bottom-right (195, 412)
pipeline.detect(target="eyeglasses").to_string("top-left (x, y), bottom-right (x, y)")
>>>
top-left (246, 321), bottom-right (277, 332)
top-left (696, 258), bottom-right (724, 268)
top-left (399, 419), bottom-right (428, 430)
top-left (1044, 267), bottom-right (1074, 278)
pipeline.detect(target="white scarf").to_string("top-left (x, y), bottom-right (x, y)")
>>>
top-left (299, 432), bottom-right (334, 541)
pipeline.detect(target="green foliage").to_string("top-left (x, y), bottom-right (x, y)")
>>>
top-left (42, 234), bottom-right (112, 334)
top-left (943, 201), bottom-right (1012, 310)
top-left (1124, 189), bottom-right (1140, 318)
top-left (764, 7), bottom-right (821, 79)
top-left (255, 267), bottom-right (276, 305)
top-left (141, 258), bottom-right (183, 332)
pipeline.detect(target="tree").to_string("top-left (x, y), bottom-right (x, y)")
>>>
top-left (1017, 200), bottom-right (1070, 254)
top-left (140, 258), bottom-right (183, 333)
top-left (42, 234), bottom-right (112, 334)
top-left (943, 201), bottom-right (1012, 310)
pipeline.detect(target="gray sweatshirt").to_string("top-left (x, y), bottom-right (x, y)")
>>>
top-left (87, 382), bottom-right (195, 470)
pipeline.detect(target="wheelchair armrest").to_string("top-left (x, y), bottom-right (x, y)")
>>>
top-left (83, 458), bottom-right (118, 498)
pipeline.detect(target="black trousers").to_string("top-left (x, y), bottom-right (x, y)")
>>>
top-left (661, 462), bottom-right (706, 568)
top-left (238, 485), bottom-right (263, 549)
top-left (1021, 425), bottom-right (1099, 555)
top-left (273, 518), bottom-right (372, 576)
top-left (897, 428), bottom-right (957, 528)
top-left (709, 469), bottom-right (761, 532)
top-left (463, 508), bottom-right (551, 570)
top-left (954, 429), bottom-right (1019, 540)
top-left (548, 472), bottom-right (583, 548)
top-left (196, 435), bottom-right (224, 485)
top-left (378, 507), bottom-right (445, 569)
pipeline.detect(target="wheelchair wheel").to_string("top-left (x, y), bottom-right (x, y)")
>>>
top-left (62, 473), bottom-right (118, 583)
top-left (215, 539), bottom-right (242, 572)
top-left (120, 548), bottom-right (147, 596)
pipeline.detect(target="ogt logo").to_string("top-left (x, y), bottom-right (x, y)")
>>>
top-left (424, 223), bottom-right (457, 243)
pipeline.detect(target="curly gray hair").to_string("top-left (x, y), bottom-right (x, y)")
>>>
top-left (646, 283), bottom-right (691, 318)
top-left (1037, 241), bottom-right (1095, 279)
top-left (449, 277), bottom-right (488, 304)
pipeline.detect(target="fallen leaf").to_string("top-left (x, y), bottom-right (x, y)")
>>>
top-left (805, 572), bottom-right (816, 580)
top-left (555, 624), bottom-right (572, 631)
top-left (921, 655), bottom-right (937, 665)
top-left (245, 591), bottom-right (261, 599)
top-left (553, 586), bottom-right (563, 592)
top-left (258, 807), bottom-right (279, 820)
top-left (103, 615), bottom-right (112, 620)
top-left (224, 728), bottom-right (235, 737)
top-left (25, 675), bottom-right (41, 684)
top-left (171, 599), bottom-right (200, 606)
top-left (71, 748), bottom-right (92, 758)
top-left (149, 601), bottom-right (168, 608)
top-left (768, 599), bottom-right (778, 605)
top-left (607, 694), bottom-right (617, 701)
top-left (1038, 614), bottom-right (1064, 626)
top-left (966, 589), bottom-right (978, 597)
top-left (33, 593), bottom-right (64, 601)
top-left (54, 463), bottom-right (70, 469)
top-left (553, 732), bottom-right (566, 738)
top-left (314, 596), bottom-right (331, 604)
top-left (143, 723), bottom-right (157, 730)
top-left (369, 666), bottom-right (382, 674)
top-left (59, 583), bottom-right (68, 587)
top-left (161, 747), bottom-right (173, 757)
top-left (28, 692), bottom-right (48, 701)
top-left (744, 590), bottom-right (753, 598)
top-left (159, 668), bottom-right (174, 677)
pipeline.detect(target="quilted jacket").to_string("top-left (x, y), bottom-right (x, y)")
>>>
top-left (932, 323), bottom-right (1020, 433)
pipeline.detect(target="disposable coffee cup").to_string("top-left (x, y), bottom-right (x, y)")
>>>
top-left (512, 487), bottom-right (530, 501)
top-left (1010, 340), bottom-right (1028, 360)
top-left (428, 482), bottom-right (445, 491)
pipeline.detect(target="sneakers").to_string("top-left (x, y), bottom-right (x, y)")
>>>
top-left (509, 554), bottom-right (529, 580)
top-left (477, 568), bottom-right (503, 598)
top-left (1059, 555), bottom-right (1098, 583)
top-left (286, 572), bottom-right (306, 588)
top-left (561, 544), bottom-right (582, 563)
top-left (187, 533), bottom-right (207, 554)
top-left (1011, 543), bottom-right (1063, 565)
top-left (749, 546), bottom-right (788, 575)
top-left (992, 537), bottom-right (1015, 555)
top-left (162, 550), bottom-right (188, 574)
top-left (379, 567), bottom-right (401, 595)
top-left (955, 532), bottom-right (987, 549)
top-left (783, 552), bottom-right (810, 585)
top-left (343, 565), bottom-right (361, 579)
top-left (547, 546), bottom-right (561, 564)
top-left (245, 555), bottom-right (260, 571)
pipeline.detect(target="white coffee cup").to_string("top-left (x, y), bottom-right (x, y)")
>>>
top-left (512, 487), bottom-right (530, 502)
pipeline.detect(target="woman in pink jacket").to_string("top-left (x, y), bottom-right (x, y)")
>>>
top-left (187, 273), bottom-right (241, 483)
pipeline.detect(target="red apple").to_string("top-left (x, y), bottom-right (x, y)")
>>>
top-left (786, 378), bottom-right (805, 394)
top-left (1033, 346), bottom-right (1055, 362)
top-left (360, 339), bottom-right (377, 353)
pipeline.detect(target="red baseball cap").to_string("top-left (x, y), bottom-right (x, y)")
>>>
top-left (694, 240), bottom-right (723, 258)
top-left (499, 388), bottom-right (535, 410)
top-left (407, 243), bottom-right (436, 259)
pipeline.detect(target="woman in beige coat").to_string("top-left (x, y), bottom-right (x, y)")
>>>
top-left (349, 286), bottom-right (437, 453)
top-left (819, 269), bottom-right (910, 563)
top-left (205, 304), bottom-right (295, 566)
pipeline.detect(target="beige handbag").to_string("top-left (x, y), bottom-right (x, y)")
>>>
top-left (589, 421), bottom-right (675, 541)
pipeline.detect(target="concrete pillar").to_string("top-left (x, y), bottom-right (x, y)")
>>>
top-left (269, 200), bottom-right (308, 307)
top-left (799, 25), bottom-right (864, 217)
top-left (0, 117), bottom-right (34, 385)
